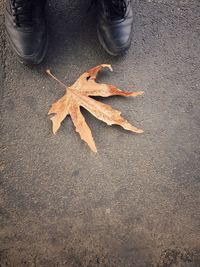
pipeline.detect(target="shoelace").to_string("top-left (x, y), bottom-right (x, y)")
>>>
top-left (102, 0), bottom-right (129, 19)
top-left (11, 0), bottom-right (33, 27)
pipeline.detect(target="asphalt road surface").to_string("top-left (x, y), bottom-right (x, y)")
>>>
top-left (0, 0), bottom-right (200, 266)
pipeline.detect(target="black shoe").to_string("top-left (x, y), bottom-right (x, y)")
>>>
top-left (5, 0), bottom-right (48, 64)
top-left (96, 0), bottom-right (133, 56)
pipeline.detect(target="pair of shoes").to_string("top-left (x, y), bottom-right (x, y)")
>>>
top-left (5, 0), bottom-right (133, 65)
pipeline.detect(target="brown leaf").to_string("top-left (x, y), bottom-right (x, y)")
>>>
top-left (47, 64), bottom-right (144, 152)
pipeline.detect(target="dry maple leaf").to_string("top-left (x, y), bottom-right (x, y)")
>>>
top-left (47, 64), bottom-right (144, 153)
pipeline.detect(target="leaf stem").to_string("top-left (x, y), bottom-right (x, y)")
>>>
top-left (46, 69), bottom-right (67, 88)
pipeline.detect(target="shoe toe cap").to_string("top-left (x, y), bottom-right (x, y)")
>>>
top-left (6, 23), bottom-right (47, 64)
top-left (98, 22), bottom-right (133, 55)
top-left (111, 31), bottom-right (132, 53)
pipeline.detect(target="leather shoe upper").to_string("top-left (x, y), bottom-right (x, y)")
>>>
top-left (5, 0), bottom-right (47, 64)
top-left (97, 0), bottom-right (133, 55)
